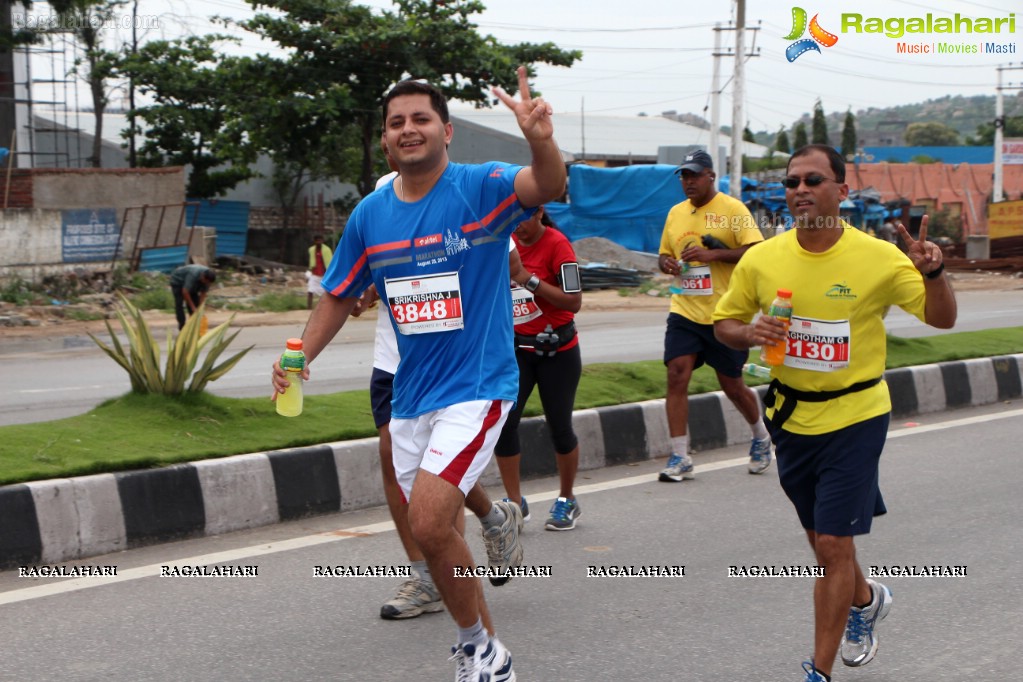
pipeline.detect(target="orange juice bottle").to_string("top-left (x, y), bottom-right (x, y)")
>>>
top-left (760, 289), bottom-right (792, 366)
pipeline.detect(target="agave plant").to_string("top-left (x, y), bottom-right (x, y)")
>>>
top-left (89, 292), bottom-right (253, 394)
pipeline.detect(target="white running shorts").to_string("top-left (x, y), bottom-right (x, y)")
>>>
top-left (389, 399), bottom-right (513, 500)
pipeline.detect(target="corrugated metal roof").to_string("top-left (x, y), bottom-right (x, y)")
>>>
top-left (450, 110), bottom-right (775, 161)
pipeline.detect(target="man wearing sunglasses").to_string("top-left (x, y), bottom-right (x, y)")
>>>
top-left (656, 149), bottom-right (772, 484)
top-left (714, 144), bottom-right (957, 682)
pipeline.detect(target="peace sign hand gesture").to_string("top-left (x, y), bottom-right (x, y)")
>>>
top-left (492, 66), bottom-right (554, 145)
top-left (896, 214), bottom-right (944, 277)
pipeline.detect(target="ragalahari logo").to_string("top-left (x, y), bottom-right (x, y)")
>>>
top-left (785, 7), bottom-right (839, 62)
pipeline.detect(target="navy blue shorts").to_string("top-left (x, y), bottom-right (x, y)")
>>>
top-left (663, 313), bottom-right (747, 378)
top-left (772, 413), bottom-right (890, 537)
top-left (369, 367), bottom-right (394, 429)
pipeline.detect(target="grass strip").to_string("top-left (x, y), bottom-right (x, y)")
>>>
top-left (1, 327), bottom-right (1020, 485)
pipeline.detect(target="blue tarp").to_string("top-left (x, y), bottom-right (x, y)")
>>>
top-left (546, 164), bottom-right (685, 253)
top-left (862, 146), bottom-right (993, 164)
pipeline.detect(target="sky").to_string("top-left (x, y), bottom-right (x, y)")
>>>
top-left (17, 0), bottom-right (1023, 134)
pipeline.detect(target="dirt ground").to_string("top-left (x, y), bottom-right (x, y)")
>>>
top-left (0, 267), bottom-right (1019, 341)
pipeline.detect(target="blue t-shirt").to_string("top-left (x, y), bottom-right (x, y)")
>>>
top-left (322, 161), bottom-right (532, 419)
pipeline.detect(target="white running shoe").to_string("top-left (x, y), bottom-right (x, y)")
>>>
top-left (450, 637), bottom-right (516, 682)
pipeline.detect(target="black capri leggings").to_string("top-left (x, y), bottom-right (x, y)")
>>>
top-left (495, 343), bottom-right (581, 457)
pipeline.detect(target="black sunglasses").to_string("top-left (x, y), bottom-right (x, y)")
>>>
top-left (782, 174), bottom-right (837, 189)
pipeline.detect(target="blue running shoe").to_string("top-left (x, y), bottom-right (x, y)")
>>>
top-left (502, 496), bottom-right (530, 523)
top-left (544, 496), bottom-right (581, 531)
top-left (841, 579), bottom-right (892, 667)
top-left (658, 453), bottom-right (694, 482)
top-left (748, 436), bottom-right (773, 474)
top-left (801, 660), bottom-right (830, 681)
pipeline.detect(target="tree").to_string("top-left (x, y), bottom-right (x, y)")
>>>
top-left (793, 121), bottom-right (808, 150)
top-left (904, 121), bottom-right (960, 146)
top-left (742, 125), bottom-right (755, 144)
top-left (841, 109), bottom-right (857, 159)
top-left (235, 0), bottom-right (580, 196)
top-left (118, 36), bottom-right (257, 198)
top-left (775, 126), bottom-right (791, 155)
top-left (967, 115), bottom-right (1023, 145)
top-left (811, 99), bottom-right (829, 145)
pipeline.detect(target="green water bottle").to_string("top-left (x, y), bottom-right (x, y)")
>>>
top-left (276, 338), bottom-right (305, 417)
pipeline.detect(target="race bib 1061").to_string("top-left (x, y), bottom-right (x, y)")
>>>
top-left (385, 272), bottom-right (464, 334)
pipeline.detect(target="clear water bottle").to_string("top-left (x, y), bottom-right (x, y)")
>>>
top-left (742, 363), bottom-right (772, 379)
top-left (760, 289), bottom-right (793, 367)
top-left (276, 338), bottom-right (306, 417)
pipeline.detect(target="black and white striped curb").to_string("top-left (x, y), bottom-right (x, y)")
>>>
top-left (2, 354), bottom-right (1021, 569)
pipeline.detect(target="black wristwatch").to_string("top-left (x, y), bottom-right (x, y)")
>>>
top-left (524, 274), bottom-right (541, 293)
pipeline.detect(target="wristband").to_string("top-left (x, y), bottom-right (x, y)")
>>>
top-left (524, 274), bottom-right (541, 293)
top-left (924, 262), bottom-right (945, 280)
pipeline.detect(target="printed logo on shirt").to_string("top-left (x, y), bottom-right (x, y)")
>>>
top-left (444, 228), bottom-right (471, 256)
top-left (825, 282), bottom-right (857, 300)
top-left (415, 233), bottom-right (443, 247)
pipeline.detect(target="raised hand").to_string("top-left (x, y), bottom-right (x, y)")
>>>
top-left (895, 214), bottom-right (943, 276)
top-left (492, 66), bottom-right (554, 144)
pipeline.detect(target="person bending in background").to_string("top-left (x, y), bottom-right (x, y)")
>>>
top-left (169, 264), bottom-right (215, 330)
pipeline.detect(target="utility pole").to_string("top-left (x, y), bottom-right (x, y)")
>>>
top-left (724, 0), bottom-right (759, 200)
top-left (710, 23), bottom-right (722, 191)
top-left (993, 64), bottom-right (1023, 204)
top-left (729, 0), bottom-right (745, 200)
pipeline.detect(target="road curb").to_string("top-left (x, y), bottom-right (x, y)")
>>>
top-left (2, 354), bottom-right (1021, 569)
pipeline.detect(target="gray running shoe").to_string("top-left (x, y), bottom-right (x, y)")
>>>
top-left (841, 579), bottom-right (893, 667)
top-left (379, 577), bottom-right (444, 620)
top-left (748, 436), bottom-right (773, 474)
top-left (658, 453), bottom-right (695, 482)
top-left (544, 496), bottom-right (581, 531)
top-left (482, 499), bottom-right (524, 586)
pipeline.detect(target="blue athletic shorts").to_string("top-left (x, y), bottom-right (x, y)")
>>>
top-left (369, 367), bottom-right (394, 429)
top-left (772, 413), bottom-right (890, 536)
top-left (663, 313), bottom-right (747, 378)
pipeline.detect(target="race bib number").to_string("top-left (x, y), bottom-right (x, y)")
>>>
top-left (784, 317), bottom-right (851, 372)
top-left (385, 272), bottom-right (463, 334)
top-left (674, 265), bottom-right (713, 296)
top-left (511, 285), bottom-right (542, 325)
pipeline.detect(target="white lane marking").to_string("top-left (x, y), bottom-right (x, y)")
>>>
top-left (20, 385), bottom-right (108, 394)
top-left (2, 407), bottom-right (1019, 605)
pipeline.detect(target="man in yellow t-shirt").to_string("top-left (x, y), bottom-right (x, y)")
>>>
top-left (714, 144), bottom-right (957, 682)
top-left (656, 149), bottom-right (769, 482)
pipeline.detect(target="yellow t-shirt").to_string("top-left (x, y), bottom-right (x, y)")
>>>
top-left (713, 224), bottom-right (927, 435)
top-left (658, 192), bottom-right (764, 324)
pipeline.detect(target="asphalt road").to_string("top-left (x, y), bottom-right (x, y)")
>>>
top-left (0, 402), bottom-right (1018, 681)
top-left (0, 289), bottom-right (1020, 426)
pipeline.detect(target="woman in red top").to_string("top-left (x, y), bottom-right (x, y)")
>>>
top-left (495, 206), bottom-right (584, 530)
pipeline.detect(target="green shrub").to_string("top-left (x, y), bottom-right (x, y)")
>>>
top-left (254, 291), bottom-right (306, 312)
top-left (89, 294), bottom-right (253, 394)
top-left (132, 287), bottom-right (174, 310)
top-left (1, 276), bottom-right (34, 305)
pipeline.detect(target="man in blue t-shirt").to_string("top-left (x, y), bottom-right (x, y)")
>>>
top-left (272, 68), bottom-right (565, 681)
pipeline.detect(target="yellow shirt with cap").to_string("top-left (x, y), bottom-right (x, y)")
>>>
top-left (659, 191), bottom-right (763, 324)
top-left (713, 223), bottom-right (927, 435)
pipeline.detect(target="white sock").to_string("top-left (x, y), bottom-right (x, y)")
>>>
top-left (411, 559), bottom-right (431, 583)
top-left (670, 435), bottom-right (689, 457)
top-left (479, 502), bottom-right (506, 530)
top-left (457, 617), bottom-right (488, 649)
top-left (751, 420), bottom-right (769, 441)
